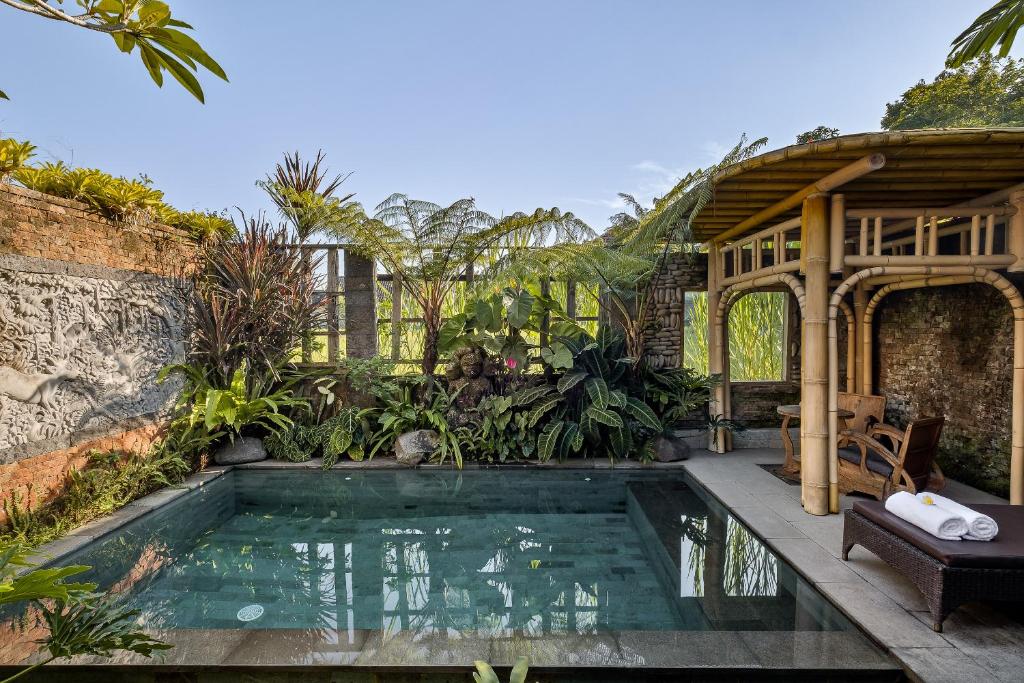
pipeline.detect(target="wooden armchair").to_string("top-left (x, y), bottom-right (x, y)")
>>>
top-left (837, 392), bottom-right (886, 437)
top-left (837, 416), bottom-right (945, 500)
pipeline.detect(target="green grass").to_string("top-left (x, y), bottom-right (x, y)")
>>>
top-left (683, 291), bottom-right (785, 381)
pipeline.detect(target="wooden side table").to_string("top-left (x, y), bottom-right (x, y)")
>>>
top-left (777, 404), bottom-right (854, 474)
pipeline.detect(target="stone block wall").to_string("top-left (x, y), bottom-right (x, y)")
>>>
top-left (644, 251), bottom-right (799, 425)
top-left (0, 183), bottom-right (195, 525)
top-left (873, 281), bottom-right (1021, 498)
top-left (645, 252), bottom-right (707, 370)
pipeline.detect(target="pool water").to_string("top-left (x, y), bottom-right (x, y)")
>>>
top-left (47, 470), bottom-right (847, 634)
top-left (2, 469), bottom-right (898, 675)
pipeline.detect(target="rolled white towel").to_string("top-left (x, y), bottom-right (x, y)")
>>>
top-left (915, 492), bottom-right (998, 541)
top-left (885, 491), bottom-right (967, 540)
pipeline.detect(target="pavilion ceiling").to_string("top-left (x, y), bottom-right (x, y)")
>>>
top-left (690, 129), bottom-right (1024, 243)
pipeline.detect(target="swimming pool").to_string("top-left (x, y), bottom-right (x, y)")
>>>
top-left (1, 468), bottom-right (897, 678)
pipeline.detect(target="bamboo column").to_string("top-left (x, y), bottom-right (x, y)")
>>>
top-left (801, 193), bottom-right (831, 515)
top-left (708, 243), bottom-right (726, 452)
top-left (830, 194), bottom-right (846, 274)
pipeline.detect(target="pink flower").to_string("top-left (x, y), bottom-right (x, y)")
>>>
top-left (506, 357), bottom-right (518, 369)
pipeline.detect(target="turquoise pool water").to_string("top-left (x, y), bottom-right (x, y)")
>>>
top-left (32, 470), bottom-right (852, 636)
top-left (2, 469), bottom-right (901, 675)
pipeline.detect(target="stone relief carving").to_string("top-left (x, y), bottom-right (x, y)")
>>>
top-left (0, 263), bottom-right (187, 453)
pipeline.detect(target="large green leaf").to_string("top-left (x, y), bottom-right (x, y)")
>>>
top-left (560, 422), bottom-right (583, 459)
top-left (584, 377), bottom-right (609, 410)
top-left (437, 313), bottom-right (468, 352)
top-left (538, 421), bottom-right (564, 462)
top-left (609, 423), bottom-right (632, 457)
top-left (557, 370), bottom-right (587, 394)
top-left (511, 385), bottom-right (553, 407)
top-left (626, 397), bottom-right (661, 430)
top-left (541, 342), bottom-right (574, 370)
top-left (607, 390), bottom-right (627, 408)
top-left (506, 289), bottom-right (535, 329)
top-left (527, 394), bottom-right (563, 428)
top-left (585, 405), bottom-right (623, 428)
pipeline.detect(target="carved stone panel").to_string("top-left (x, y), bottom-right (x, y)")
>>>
top-left (0, 255), bottom-right (187, 461)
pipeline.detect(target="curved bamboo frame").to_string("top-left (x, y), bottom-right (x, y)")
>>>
top-left (829, 266), bottom-right (1024, 508)
top-left (836, 299), bottom-right (856, 393)
top-left (709, 273), bottom-right (807, 453)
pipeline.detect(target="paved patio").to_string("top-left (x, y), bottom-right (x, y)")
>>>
top-left (681, 447), bottom-right (1020, 683)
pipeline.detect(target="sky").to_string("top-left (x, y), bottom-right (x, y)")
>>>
top-left (0, 0), bottom-right (1015, 231)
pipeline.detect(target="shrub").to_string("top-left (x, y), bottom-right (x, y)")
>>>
top-left (9, 160), bottom-right (233, 241)
top-left (1, 447), bottom-right (190, 548)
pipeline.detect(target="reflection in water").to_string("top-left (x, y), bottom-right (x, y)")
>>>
top-left (8, 470), bottom-right (854, 647)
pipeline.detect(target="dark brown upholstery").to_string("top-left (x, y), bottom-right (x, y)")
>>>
top-left (838, 446), bottom-right (892, 477)
top-left (852, 500), bottom-right (1024, 569)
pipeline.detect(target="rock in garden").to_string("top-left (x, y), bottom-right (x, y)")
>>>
top-left (395, 430), bottom-right (439, 466)
top-left (653, 435), bottom-right (690, 462)
top-left (214, 436), bottom-right (268, 465)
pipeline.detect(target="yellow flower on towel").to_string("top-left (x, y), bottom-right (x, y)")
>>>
top-left (921, 495), bottom-right (935, 505)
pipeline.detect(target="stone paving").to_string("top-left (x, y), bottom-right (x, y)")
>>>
top-left (680, 447), bottom-right (1019, 683)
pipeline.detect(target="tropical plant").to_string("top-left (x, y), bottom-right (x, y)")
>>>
top-left (438, 287), bottom-right (584, 371)
top-left (0, 135), bottom-right (34, 180)
top-left (189, 213), bottom-right (325, 390)
top-left (259, 150), bottom-right (357, 243)
top-left (0, 0), bottom-right (226, 102)
top-left (472, 657), bottom-right (529, 683)
top-left (536, 329), bottom-right (658, 461)
top-left (486, 136), bottom-right (768, 373)
top-left (0, 541), bottom-right (170, 683)
top-left (266, 404), bottom-right (379, 467)
top-left (1, 447), bottom-right (190, 548)
top-left (167, 209), bottom-right (235, 241)
top-left (469, 385), bottom-right (551, 462)
top-left (948, 0), bottom-right (1024, 67)
top-left (881, 55), bottom-right (1024, 130)
top-left (160, 362), bottom-right (305, 442)
top-left (366, 377), bottom-right (470, 467)
top-left (10, 161), bottom-right (232, 238)
top-left (796, 126), bottom-right (840, 144)
top-left (328, 193), bottom-right (592, 375)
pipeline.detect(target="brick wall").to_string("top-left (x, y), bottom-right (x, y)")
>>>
top-left (0, 183), bottom-right (194, 276)
top-left (0, 183), bottom-right (195, 526)
top-left (873, 281), bottom-right (1022, 498)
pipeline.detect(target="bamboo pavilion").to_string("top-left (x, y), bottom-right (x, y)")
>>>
top-left (691, 129), bottom-right (1024, 514)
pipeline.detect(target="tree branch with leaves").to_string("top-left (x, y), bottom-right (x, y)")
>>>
top-left (0, 0), bottom-right (226, 102)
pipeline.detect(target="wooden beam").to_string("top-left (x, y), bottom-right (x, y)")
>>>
top-left (713, 154), bottom-right (886, 244)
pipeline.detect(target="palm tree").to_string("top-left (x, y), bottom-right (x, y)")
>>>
top-left (328, 194), bottom-right (591, 375)
top-left (260, 150), bottom-right (357, 243)
top-left (949, 1), bottom-right (1024, 67)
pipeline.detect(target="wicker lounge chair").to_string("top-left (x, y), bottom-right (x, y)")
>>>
top-left (843, 500), bottom-right (1024, 631)
top-left (838, 416), bottom-right (945, 500)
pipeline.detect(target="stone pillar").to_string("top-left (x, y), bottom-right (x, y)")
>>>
top-left (344, 251), bottom-right (378, 358)
top-left (801, 193), bottom-right (831, 515)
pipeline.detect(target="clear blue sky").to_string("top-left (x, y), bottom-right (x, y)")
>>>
top-left (0, 0), bottom-right (1011, 230)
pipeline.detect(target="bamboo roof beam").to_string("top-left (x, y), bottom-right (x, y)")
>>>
top-left (711, 154), bottom-right (886, 245)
